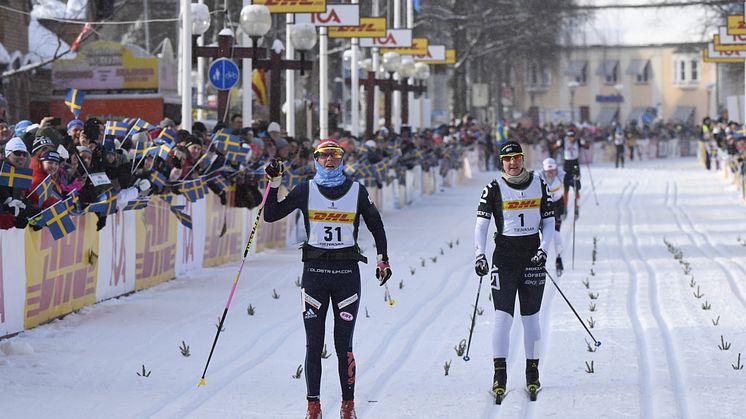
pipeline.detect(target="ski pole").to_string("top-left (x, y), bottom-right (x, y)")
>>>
top-left (198, 181), bottom-right (272, 387)
top-left (572, 177), bottom-right (578, 269)
top-left (544, 269), bottom-right (601, 347)
top-left (384, 283), bottom-right (396, 306)
top-left (584, 161), bottom-right (599, 206)
top-left (463, 275), bottom-right (484, 362)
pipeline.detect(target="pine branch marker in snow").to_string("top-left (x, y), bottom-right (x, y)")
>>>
top-left (292, 364), bottom-right (303, 379)
top-left (718, 335), bottom-right (731, 351)
top-left (247, 304), bottom-right (256, 316)
top-left (321, 344), bottom-right (331, 359)
top-left (584, 360), bottom-right (595, 374)
top-left (712, 315), bottom-right (720, 326)
top-left (198, 183), bottom-right (272, 388)
top-left (443, 360), bottom-right (452, 376)
top-left (272, 289), bottom-right (280, 299)
top-left (454, 339), bottom-right (467, 357)
top-left (137, 365), bottom-right (151, 377)
top-left (693, 286), bottom-right (704, 299)
top-left (462, 275), bottom-right (484, 362)
top-left (179, 341), bottom-right (191, 357)
top-left (545, 269), bottom-right (602, 347)
top-left (732, 353), bottom-right (743, 370)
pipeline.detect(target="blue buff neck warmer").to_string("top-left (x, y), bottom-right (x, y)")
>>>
top-left (313, 160), bottom-right (346, 187)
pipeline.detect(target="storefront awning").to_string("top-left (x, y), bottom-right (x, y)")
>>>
top-left (625, 60), bottom-right (649, 76)
top-left (564, 60), bottom-right (587, 78)
top-left (595, 60), bottom-right (618, 77)
top-left (671, 106), bottom-right (695, 123)
top-left (596, 107), bottom-right (619, 127)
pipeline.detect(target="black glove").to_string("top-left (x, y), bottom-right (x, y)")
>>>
top-left (531, 249), bottom-right (547, 267)
top-left (264, 159), bottom-right (285, 178)
top-left (475, 253), bottom-right (489, 276)
top-left (376, 254), bottom-right (392, 286)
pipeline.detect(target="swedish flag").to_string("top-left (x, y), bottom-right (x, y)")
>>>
top-left (40, 198), bottom-right (76, 240)
top-left (149, 170), bottom-right (168, 191)
top-left (122, 198), bottom-right (150, 211)
top-left (156, 128), bottom-right (177, 145)
top-left (0, 162), bottom-right (33, 189)
top-left (170, 206), bottom-right (193, 229)
top-left (126, 118), bottom-right (155, 139)
top-left (179, 178), bottom-right (207, 202)
top-left (132, 141), bottom-right (150, 159)
top-left (65, 190), bottom-right (83, 215)
top-left (64, 88), bottom-right (85, 118)
top-left (86, 191), bottom-right (118, 215)
top-left (207, 174), bottom-right (230, 193)
top-left (104, 121), bottom-right (129, 138)
top-left (211, 129), bottom-right (232, 143)
top-left (224, 146), bottom-right (250, 164)
top-left (28, 174), bottom-right (54, 207)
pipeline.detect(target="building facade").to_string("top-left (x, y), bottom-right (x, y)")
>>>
top-left (515, 43), bottom-right (720, 127)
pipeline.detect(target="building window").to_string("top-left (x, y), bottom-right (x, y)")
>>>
top-left (527, 62), bottom-right (550, 87)
top-left (576, 64), bottom-right (587, 84)
top-left (673, 55), bottom-right (700, 86)
top-left (605, 65), bottom-right (617, 84)
top-left (691, 60), bottom-right (698, 81)
top-left (636, 63), bottom-right (650, 83)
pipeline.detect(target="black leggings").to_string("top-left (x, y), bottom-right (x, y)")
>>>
top-left (490, 252), bottom-right (546, 316)
top-left (301, 260), bottom-right (361, 401)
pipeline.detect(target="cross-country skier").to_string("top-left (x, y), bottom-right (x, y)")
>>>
top-left (263, 139), bottom-right (392, 419)
top-left (474, 141), bottom-right (554, 403)
top-left (554, 130), bottom-right (588, 219)
top-left (535, 157), bottom-right (566, 276)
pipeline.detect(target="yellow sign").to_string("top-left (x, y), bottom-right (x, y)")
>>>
top-left (328, 17), bottom-right (387, 38)
top-left (713, 34), bottom-right (746, 52)
top-left (135, 204), bottom-right (177, 290)
top-left (252, 0), bottom-right (326, 13)
top-left (203, 189), bottom-right (244, 267)
top-left (24, 214), bottom-right (99, 328)
top-left (424, 49), bottom-right (456, 65)
top-left (726, 15), bottom-right (746, 35)
top-left (703, 47), bottom-right (744, 63)
top-left (380, 38), bottom-right (429, 55)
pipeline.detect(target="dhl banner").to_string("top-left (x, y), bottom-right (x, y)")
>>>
top-left (175, 197), bottom-right (206, 277)
top-left (24, 214), bottom-right (99, 329)
top-left (718, 27), bottom-right (746, 45)
top-left (380, 37), bottom-right (428, 55)
top-left (359, 29), bottom-right (413, 48)
top-left (135, 204), bottom-right (177, 290)
top-left (424, 49), bottom-right (456, 65)
top-left (1, 228), bottom-right (26, 336)
top-left (203, 190), bottom-right (244, 267)
top-left (252, 0), bottom-right (326, 13)
top-left (95, 211), bottom-right (136, 301)
top-left (328, 17), bottom-right (387, 38)
top-left (704, 41), bottom-right (745, 62)
top-left (414, 45), bottom-right (447, 62)
top-left (713, 34), bottom-right (746, 52)
top-left (726, 15), bottom-right (746, 35)
top-left (295, 4), bottom-right (359, 27)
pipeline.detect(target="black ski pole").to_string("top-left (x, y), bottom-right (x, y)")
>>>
top-left (544, 269), bottom-right (601, 347)
top-left (572, 177), bottom-right (578, 269)
top-left (463, 275), bottom-right (484, 362)
top-left (585, 161), bottom-right (599, 206)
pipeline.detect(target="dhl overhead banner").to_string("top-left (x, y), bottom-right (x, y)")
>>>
top-left (727, 15), bottom-right (746, 35)
top-left (380, 37), bottom-right (429, 55)
top-left (414, 45), bottom-right (447, 62)
top-left (717, 27), bottom-right (746, 45)
top-left (418, 48), bottom-right (456, 65)
top-left (713, 34), bottom-right (746, 52)
top-left (704, 38), bottom-right (745, 62)
top-left (252, 0), bottom-right (326, 13)
top-left (328, 17), bottom-right (387, 38)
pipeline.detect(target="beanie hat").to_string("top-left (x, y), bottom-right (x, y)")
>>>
top-left (267, 122), bottom-right (281, 133)
top-left (364, 140), bottom-right (376, 148)
top-left (274, 137), bottom-right (289, 150)
top-left (185, 135), bottom-right (203, 148)
top-left (76, 146), bottom-right (92, 155)
top-left (67, 119), bottom-right (84, 131)
top-left (542, 157), bottom-right (557, 171)
top-left (32, 136), bottom-right (54, 154)
top-left (39, 150), bottom-right (61, 163)
top-left (4, 137), bottom-right (28, 157)
top-left (500, 141), bottom-right (523, 157)
top-left (14, 120), bottom-right (33, 137)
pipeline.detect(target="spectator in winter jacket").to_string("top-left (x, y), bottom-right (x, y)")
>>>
top-left (29, 149), bottom-right (64, 209)
top-left (0, 138), bottom-right (33, 229)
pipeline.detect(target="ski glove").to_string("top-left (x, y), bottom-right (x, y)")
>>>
top-left (475, 253), bottom-right (489, 277)
top-left (4, 197), bottom-right (26, 217)
top-left (531, 249), bottom-right (547, 267)
top-left (264, 159), bottom-right (285, 187)
top-left (376, 254), bottom-right (392, 286)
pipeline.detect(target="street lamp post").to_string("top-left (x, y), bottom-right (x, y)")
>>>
top-left (192, 2), bottom-right (210, 122)
top-left (613, 83), bottom-right (624, 124)
top-left (413, 62), bottom-right (430, 129)
top-left (381, 52), bottom-right (401, 131)
top-left (398, 56), bottom-right (416, 126)
top-left (567, 80), bottom-right (579, 124)
top-left (706, 82), bottom-right (716, 119)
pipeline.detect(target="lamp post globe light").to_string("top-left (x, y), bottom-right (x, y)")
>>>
top-left (359, 58), bottom-right (373, 73)
top-left (399, 56), bottom-right (416, 79)
top-left (240, 5), bottom-right (272, 39)
top-left (382, 52), bottom-right (402, 74)
top-left (567, 80), bottom-right (579, 124)
top-left (191, 3), bottom-right (211, 35)
top-left (290, 23), bottom-right (317, 52)
top-left (414, 62), bottom-right (430, 81)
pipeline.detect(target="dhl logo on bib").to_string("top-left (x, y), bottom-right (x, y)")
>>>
top-left (309, 210), bottom-right (355, 223)
top-left (503, 199), bottom-right (540, 210)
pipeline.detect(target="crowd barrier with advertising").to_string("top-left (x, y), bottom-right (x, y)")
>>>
top-left (0, 152), bottom-right (475, 338)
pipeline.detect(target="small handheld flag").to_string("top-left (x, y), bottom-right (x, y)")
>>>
top-left (64, 88), bottom-right (85, 118)
top-left (0, 162), bottom-right (33, 189)
top-left (104, 121), bottom-right (129, 138)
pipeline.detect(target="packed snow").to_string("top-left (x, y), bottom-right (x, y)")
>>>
top-left (1, 156), bottom-right (745, 418)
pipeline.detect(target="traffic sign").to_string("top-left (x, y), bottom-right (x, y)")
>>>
top-left (208, 58), bottom-right (240, 91)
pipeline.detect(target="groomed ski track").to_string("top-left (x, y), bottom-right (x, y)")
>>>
top-left (2, 157), bottom-right (745, 418)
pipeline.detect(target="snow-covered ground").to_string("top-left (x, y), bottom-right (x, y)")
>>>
top-left (2, 157), bottom-right (745, 419)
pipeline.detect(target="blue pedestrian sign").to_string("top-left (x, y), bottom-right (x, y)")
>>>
top-left (208, 58), bottom-right (240, 91)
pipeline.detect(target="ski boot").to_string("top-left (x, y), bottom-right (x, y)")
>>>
top-left (340, 400), bottom-right (357, 419)
top-left (526, 359), bottom-right (541, 401)
top-left (492, 358), bottom-right (507, 405)
top-left (556, 256), bottom-right (564, 277)
top-left (306, 398), bottom-right (322, 419)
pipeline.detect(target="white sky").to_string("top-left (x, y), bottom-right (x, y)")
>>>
top-left (579, 0), bottom-right (722, 45)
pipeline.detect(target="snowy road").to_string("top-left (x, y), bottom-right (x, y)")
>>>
top-left (2, 157), bottom-right (745, 419)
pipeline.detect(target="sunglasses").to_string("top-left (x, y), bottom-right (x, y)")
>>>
top-left (11, 150), bottom-right (28, 157)
top-left (501, 153), bottom-right (524, 162)
top-left (314, 149), bottom-right (343, 159)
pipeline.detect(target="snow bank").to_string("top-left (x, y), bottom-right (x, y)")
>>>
top-left (0, 341), bottom-right (35, 356)
top-left (27, 16), bottom-right (72, 63)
